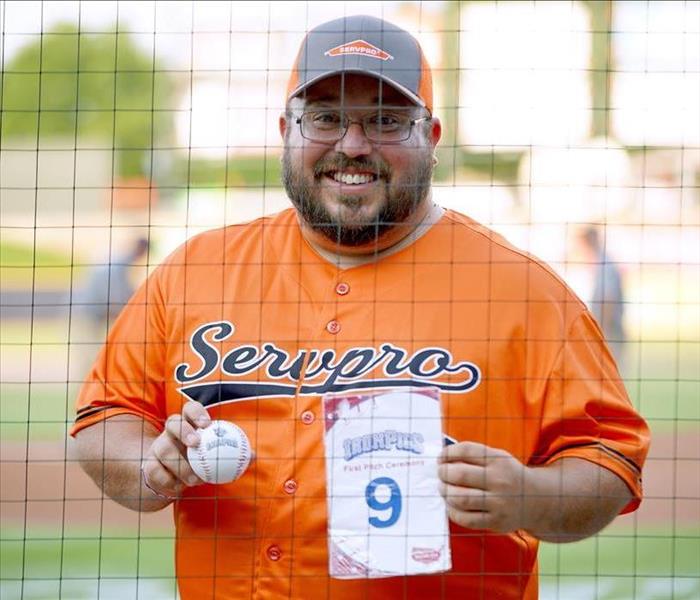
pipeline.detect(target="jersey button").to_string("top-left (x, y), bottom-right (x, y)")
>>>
top-left (300, 410), bottom-right (315, 424)
top-left (266, 545), bottom-right (282, 561)
top-left (326, 320), bottom-right (341, 334)
top-left (283, 479), bottom-right (298, 495)
top-left (335, 282), bottom-right (350, 295)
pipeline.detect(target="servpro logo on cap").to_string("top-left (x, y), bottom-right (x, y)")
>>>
top-left (324, 39), bottom-right (394, 61)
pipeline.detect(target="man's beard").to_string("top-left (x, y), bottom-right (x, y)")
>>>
top-left (281, 149), bottom-right (433, 247)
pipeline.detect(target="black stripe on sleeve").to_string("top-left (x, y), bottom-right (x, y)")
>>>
top-left (74, 406), bottom-right (111, 422)
top-left (533, 441), bottom-right (642, 476)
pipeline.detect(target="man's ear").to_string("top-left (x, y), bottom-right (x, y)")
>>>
top-left (279, 112), bottom-right (288, 139)
top-left (429, 117), bottom-right (442, 148)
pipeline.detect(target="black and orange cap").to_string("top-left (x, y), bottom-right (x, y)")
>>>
top-left (287, 15), bottom-right (433, 114)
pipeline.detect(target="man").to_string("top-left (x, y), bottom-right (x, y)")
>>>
top-left (577, 225), bottom-right (627, 369)
top-left (72, 237), bottom-right (150, 377)
top-left (77, 237), bottom-right (150, 323)
top-left (72, 15), bottom-right (649, 599)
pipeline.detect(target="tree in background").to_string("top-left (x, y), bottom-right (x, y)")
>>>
top-left (1, 23), bottom-right (176, 178)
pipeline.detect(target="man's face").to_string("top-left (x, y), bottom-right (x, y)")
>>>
top-left (280, 74), bottom-right (440, 248)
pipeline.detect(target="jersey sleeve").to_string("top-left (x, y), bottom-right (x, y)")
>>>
top-left (70, 265), bottom-right (168, 436)
top-left (531, 309), bottom-right (650, 514)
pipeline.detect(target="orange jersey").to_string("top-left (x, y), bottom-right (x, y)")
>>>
top-left (72, 208), bottom-right (649, 599)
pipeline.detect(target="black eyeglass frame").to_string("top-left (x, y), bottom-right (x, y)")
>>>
top-left (294, 110), bottom-right (432, 145)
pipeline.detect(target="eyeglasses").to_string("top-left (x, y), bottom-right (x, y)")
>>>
top-left (295, 110), bottom-right (431, 144)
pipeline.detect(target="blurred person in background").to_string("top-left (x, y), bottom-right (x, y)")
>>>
top-left (72, 237), bottom-right (150, 378)
top-left (78, 237), bottom-right (150, 326)
top-left (577, 225), bottom-right (627, 371)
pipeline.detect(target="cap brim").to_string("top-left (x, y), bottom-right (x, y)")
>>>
top-left (288, 69), bottom-right (427, 111)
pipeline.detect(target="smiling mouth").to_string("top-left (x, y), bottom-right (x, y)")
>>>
top-left (325, 171), bottom-right (379, 185)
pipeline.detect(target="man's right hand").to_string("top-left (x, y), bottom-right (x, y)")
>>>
top-left (141, 400), bottom-right (212, 499)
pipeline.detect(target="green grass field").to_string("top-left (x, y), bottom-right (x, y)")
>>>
top-left (1, 529), bottom-right (176, 599)
top-left (539, 528), bottom-right (700, 600)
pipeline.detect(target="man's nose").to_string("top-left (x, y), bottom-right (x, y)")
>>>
top-left (335, 122), bottom-right (373, 157)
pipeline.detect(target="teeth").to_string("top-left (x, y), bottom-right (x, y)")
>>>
top-left (332, 172), bottom-right (374, 185)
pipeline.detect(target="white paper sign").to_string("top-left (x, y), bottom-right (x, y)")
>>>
top-left (323, 387), bottom-right (451, 578)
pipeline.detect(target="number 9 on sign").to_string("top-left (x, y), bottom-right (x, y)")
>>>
top-left (365, 477), bottom-right (402, 528)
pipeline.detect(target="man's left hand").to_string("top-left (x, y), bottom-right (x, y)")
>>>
top-left (437, 441), bottom-right (534, 534)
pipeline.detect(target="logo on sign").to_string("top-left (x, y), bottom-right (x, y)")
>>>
top-left (324, 39), bottom-right (394, 61)
top-left (343, 430), bottom-right (423, 461)
top-left (411, 547), bottom-right (441, 564)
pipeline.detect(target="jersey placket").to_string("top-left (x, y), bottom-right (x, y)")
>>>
top-left (252, 259), bottom-right (346, 597)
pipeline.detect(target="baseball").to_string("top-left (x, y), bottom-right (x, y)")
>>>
top-left (187, 420), bottom-right (252, 484)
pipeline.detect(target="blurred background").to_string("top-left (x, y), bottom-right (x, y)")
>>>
top-left (0, 1), bottom-right (698, 598)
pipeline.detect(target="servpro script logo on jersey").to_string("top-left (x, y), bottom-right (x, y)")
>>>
top-left (324, 39), bottom-right (394, 61)
top-left (175, 321), bottom-right (480, 406)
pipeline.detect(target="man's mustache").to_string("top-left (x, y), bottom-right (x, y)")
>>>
top-left (313, 155), bottom-right (391, 180)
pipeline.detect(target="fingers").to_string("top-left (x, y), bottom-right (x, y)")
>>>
top-left (140, 403), bottom-right (212, 500)
top-left (439, 483), bottom-right (516, 532)
top-left (165, 402), bottom-right (211, 447)
top-left (165, 414), bottom-right (200, 448)
top-left (445, 505), bottom-right (491, 531)
top-left (438, 462), bottom-right (488, 490)
top-left (150, 433), bottom-right (201, 487)
top-left (439, 441), bottom-right (504, 465)
top-left (437, 442), bottom-right (527, 534)
top-left (141, 455), bottom-right (185, 498)
top-left (439, 482), bottom-right (488, 512)
top-left (183, 400), bottom-right (211, 430)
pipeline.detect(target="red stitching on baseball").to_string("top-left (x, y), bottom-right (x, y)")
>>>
top-left (196, 442), bottom-right (212, 482)
top-left (235, 426), bottom-right (250, 479)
